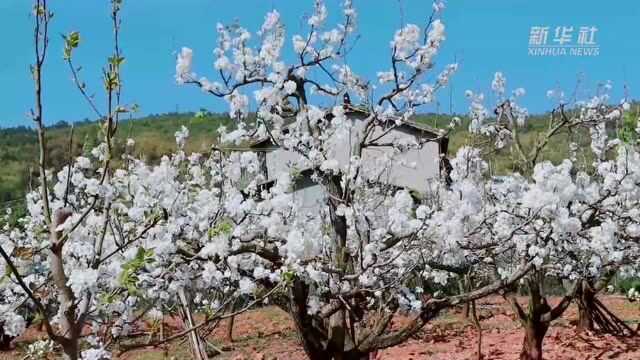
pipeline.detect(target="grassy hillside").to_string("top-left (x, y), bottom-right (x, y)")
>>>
top-left (415, 111), bottom-right (594, 175)
top-left (0, 112), bottom-right (233, 203)
top-left (1, 106), bottom-right (631, 207)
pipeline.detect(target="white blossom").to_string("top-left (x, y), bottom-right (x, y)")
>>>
top-left (175, 47), bottom-right (195, 84)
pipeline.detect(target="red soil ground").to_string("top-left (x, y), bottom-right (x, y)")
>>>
top-left (3, 295), bottom-right (640, 359)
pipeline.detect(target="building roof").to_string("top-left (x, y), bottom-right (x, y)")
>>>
top-left (340, 104), bottom-right (446, 137)
top-left (250, 104), bottom-right (447, 148)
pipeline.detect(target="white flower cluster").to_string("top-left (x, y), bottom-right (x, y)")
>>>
top-left (175, 47), bottom-right (194, 84)
top-left (27, 340), bottom-right (54, 358)
top-left (81, 347), bottom-right (112, 360)
top-left (67, 268), bottom-right (100, 298)
top-left (0, 306), bottom-right (26, 337)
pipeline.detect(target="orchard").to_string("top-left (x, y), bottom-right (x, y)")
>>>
top-left (1, 1), bottom-right (640, 360)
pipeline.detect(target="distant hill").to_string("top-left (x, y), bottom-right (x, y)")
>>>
top-left (1, 105), bottom-right (631, 208)
top-left (0, 112), bottom-right (233, 203)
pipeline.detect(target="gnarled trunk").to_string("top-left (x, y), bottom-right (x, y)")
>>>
top-left (60, 340), bottom-right (80, 360)
top-left (520, 318), bottom-right (548, 360)
top-left (576, 282), bottom-right (595, 332)
top-left (574, 277), bottom-right (632, 335)
top-left (286, 279), bottom-right (372, 360)
top-left (506, 274), bottom-right (563, 360)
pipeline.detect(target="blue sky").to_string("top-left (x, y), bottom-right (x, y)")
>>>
top-left (1, 0), bottom-right (638, 127)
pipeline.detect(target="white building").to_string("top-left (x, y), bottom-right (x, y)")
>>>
top-left (250, 106), bottom-right (449, 213)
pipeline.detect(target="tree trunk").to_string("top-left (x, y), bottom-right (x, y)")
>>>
top-left (50, 209), bottom-right (80, 360)
top-left (286, 280), bottom-right (329, 360)
top-left (340, 350), bottom-right (369, 360)
top-left (520, 319), bottom-right (548, 360)
top-left (462, 302), bottom-right (470, 320)
top-left (576, 284), bottom-right (595, 332)
top-left (0, 333), bottom-right (12, 351)
top-left (575, 290), bottom-right (634, 336)
top-left (61, 341), bottom-right (80, 360)
top-left (326, 345), bottom-right (370, 360)
top-left (285, 281), bottom-right (371, 360)
top-left (459, 279), bottom-right (470, 320)
top-left (328, 310), bottom-right (347, 359)
top-left (513, 274), bottom-right (554, 360)
top-left (178, 289), bottom-right (209, 360)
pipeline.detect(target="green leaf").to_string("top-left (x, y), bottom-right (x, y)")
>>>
top-left (103, 71), bottom-right (120, 91)
top-left (281, 271), bottom-right (295, 282)
top-left (62, 31), bottom-right (80, 60)
top-left (33, 5), bottom-right (45, 16)
top-left (33, 225), bottom-right (45, 236)
top-left (119, 246), bottom-right (155, 295)
top-left (208, 220), bottom-right (233, 238)
top-left (3, 264), bottom-right (11, 278)
top-left (32, 311), bottom-right (43, 322)
top-left (202, 304), bottom-right (214, 317)
top-left (290, 166), bottom-right (303, 183)
top-left (108, 55), bottom-right (126, 67)
top-left (99, 292), bottom-right (116, 305)
top-left (68, 31), bottom-right (80, 46)
top-left (408, 189), bottom-right (422, 200)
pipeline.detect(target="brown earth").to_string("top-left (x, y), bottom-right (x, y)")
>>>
top-left (3, 295), bottom-right (640, 360)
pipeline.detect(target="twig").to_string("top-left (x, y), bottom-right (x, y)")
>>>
top-left (118, 285), bottom-right (282, 354)
top-left (471, 299), bottom-right (482, 360)
top-left (63, 124), bottom-right (74, 207)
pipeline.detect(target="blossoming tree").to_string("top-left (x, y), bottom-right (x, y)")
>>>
top-left (463, 73), bottom-right (640, 360)
top-left (3, 1), bottom-right (638, 360)
top-left (174, 2), bottom-right (536, 359)
top-left (0, 1), bottom-right (252, 359)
